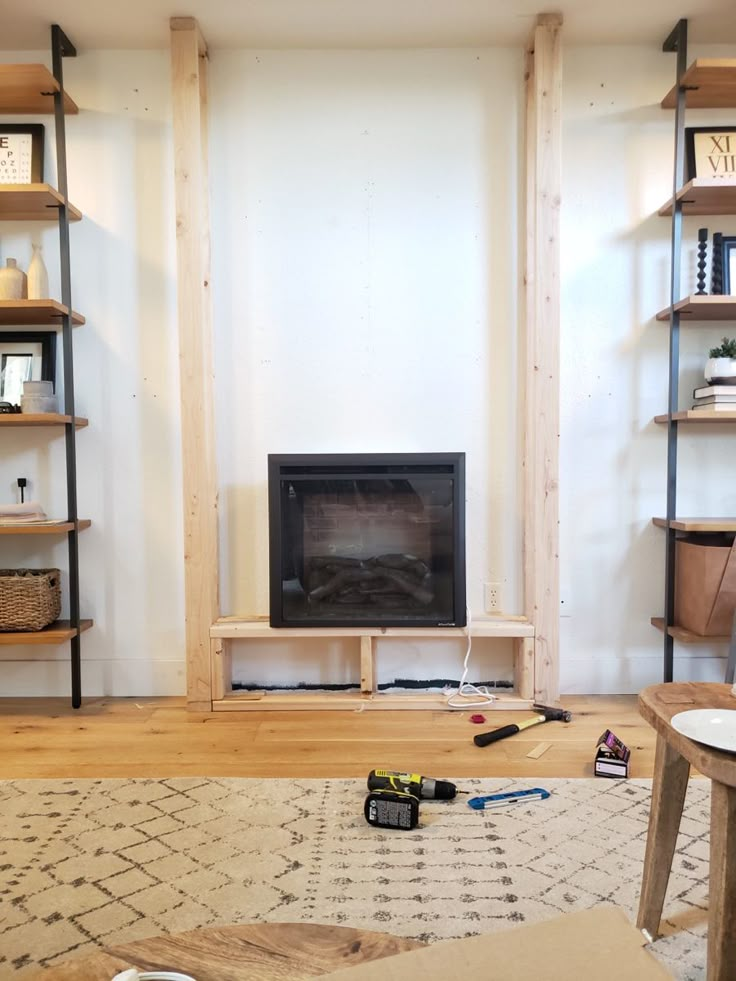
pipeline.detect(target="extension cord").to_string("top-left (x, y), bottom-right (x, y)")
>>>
top-left (445, 604), bottom-right (498, 709)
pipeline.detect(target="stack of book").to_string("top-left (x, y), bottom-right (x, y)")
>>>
top-left (692, 383), bottom-right (736, 411)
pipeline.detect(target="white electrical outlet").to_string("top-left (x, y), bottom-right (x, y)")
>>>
top-left (484, 581), bottom-right (502, 613)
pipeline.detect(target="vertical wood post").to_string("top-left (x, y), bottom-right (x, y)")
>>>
top-left (524, 13), bottom-right (562, 704)
top-left (360, 636), bottom-right (376, 694)
top-left (514, 636), bottom-right (535, 701)
top-left (211, 638), bottom-right (231, 701)
top-left (170, 17), bottom-right (218, 710)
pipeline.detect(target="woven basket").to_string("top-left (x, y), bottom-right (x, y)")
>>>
top-left (0, 569), bottom-right (61, 631)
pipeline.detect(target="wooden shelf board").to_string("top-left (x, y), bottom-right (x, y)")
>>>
top-left (0, 64), bottom-right (78, 114)
top-left (0, 618), bottom-right (92, 645)
top-left (658, 178), bottom-right (736, 216)
top-left (662, 59), bottom-right (736, 109)
top-left (212, 690), bottom-right (534, 712)
top-left (654, 410), bottom-right (736, 423)
top-left (0, 185), bottom-right (82, 222)
top-left (0, 519), bottom-right (91, 535)
top-left (652, 516), bottom-right (736, 532)
top-left (211, 615), bottom-right (535, 640)
top-left (655, 295), bottom-right (736, 321)
top-left (0, 300), bottom-right (85, 326)
top-left (0, 414), bottom-right (88, 428)
top-left (651, 617), bottom-right (730, 644)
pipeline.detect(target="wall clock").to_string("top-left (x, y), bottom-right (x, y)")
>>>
top-left (0, 124), bottom-right (45, 184)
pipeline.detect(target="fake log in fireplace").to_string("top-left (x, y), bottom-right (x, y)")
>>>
top-left (268, 454), bottom-right (466, 628)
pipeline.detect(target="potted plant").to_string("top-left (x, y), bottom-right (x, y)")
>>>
top-left (705, 337), bottom-right (736, 384)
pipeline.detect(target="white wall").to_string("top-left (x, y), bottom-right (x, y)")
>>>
top-left (0, 39), bottom-right (733, 698)
top-left (209, 49), bottom-right (522, 689)
top-left (0, 51), bottom-right (184, 696)
top-left (560, 44), bottom-right (736, 691)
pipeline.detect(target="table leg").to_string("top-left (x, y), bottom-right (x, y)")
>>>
top-left (724, 609), bottom-right (736, 685)
top-left (636, 733), bottom-right (690, 938)
top-left (708, 781), bottom-right (736, 981)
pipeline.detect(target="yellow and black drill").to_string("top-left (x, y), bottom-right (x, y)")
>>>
top-left (364, 769), bottom-right (462, 830)
top-left (367, 768), bottom-right (460, 799)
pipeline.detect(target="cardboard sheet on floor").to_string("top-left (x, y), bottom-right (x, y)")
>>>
top-left (320, 907), bottom-right (672, 980)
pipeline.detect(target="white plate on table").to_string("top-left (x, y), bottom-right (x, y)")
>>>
top-left (671, 709), bottom-right (736, 753)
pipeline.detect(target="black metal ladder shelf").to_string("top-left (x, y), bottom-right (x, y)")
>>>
top-left (0, 25), bottom-right (89, 707)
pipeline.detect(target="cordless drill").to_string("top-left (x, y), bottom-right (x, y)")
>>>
top-left (367, 768), bottom-right (460, 800)
top-left (364, 769), bottom-right (462, 829)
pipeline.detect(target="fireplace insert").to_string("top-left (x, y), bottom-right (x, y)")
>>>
top-left (268, 453), bottom-right (466, 627)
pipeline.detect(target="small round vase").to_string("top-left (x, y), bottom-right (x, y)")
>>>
top-left (0, 258), bottom-right (27, 300)
top-left (27, 244), bottom-right (49, 300)
top-left (704, 357), bottom-right (736, 385)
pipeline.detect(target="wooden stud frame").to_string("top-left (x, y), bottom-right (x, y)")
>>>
top-left (207, 619), bottom-right (537, 711)
top-left (173, 15), bottom-right (561, 710)
top-left (170, 18), bottom-right (219, 710)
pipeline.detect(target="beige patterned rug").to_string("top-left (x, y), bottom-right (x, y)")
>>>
top-left (0, 778), bottom-right (709, 979)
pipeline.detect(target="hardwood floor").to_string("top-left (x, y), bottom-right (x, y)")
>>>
top-left (0, 695), bottom-right (657, 780)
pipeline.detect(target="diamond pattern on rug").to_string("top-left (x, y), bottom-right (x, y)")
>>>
top-left (0, 777), bottom-right (709, 979)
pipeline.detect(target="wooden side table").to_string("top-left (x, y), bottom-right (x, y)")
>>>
top-left (637, 682), bottom-right (736, 981)
top-left (33, 922), bottom-right (424, 981)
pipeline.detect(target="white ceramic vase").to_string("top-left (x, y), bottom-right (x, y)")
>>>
top-left (704, 357), bottom-right (736, 385)
top-left (0, 258), bottom-right (27, 300)
top-left (27, 245), bottom-right (49, 300)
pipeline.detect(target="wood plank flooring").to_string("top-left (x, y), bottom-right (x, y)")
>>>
top-left (0, 695), bottom-right (657, 780)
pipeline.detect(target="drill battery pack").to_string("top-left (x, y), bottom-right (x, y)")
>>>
top-left (364, 789), bottom-right (419, 830)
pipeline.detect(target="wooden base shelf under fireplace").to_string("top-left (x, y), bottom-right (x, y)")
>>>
top-left (209, 615), bottom-right (536, 711)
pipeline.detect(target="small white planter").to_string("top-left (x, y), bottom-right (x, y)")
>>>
top-left (20, 395), bottom-right (58, 414)
top-left (704, 357), bottom-right (736, 384)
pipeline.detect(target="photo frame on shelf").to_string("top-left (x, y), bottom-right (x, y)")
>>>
top-left (720, 236), bottom-right (736, 295)
top-left (0, 332), bottom-right (56, 406)
top-left (0, 124), bottom-right (44, 184)
top-left (685, 126), bottom-right (736, 181)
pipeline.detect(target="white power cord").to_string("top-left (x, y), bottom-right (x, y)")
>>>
top-left (445, 604), bottom-right (498, 709)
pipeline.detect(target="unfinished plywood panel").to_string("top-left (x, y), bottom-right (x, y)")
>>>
top-left (170, 17), bottom-right (219, 710)
top-left (524, 14), bottom-right (562, 705)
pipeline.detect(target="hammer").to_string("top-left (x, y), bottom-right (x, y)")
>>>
top-left (473, 704), bottom-right (572, 748)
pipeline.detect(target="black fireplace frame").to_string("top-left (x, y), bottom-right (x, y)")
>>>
top-left (268, 452), bottom-right (466, 628)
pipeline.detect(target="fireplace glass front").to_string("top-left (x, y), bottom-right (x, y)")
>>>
top-left (268, 453), bottom-right (466, 628)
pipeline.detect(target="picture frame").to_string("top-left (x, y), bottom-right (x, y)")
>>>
top-left (685, 127), bottom-right (736, 182)
top-left (0, 123), bottom-right (45, 184)
top-left (721, 236), bottom-right (736, 295)
top-left (0, 332), bottom-right (56, 406)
